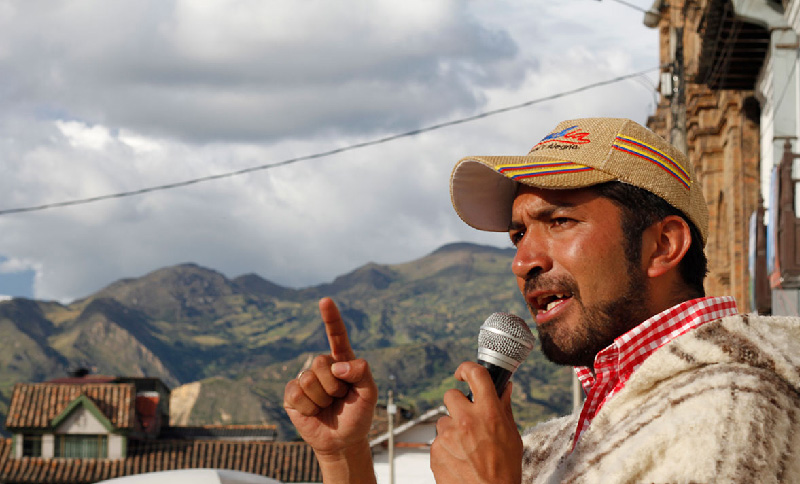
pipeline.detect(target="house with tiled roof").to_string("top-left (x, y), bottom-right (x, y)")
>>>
top-left (0, 374), bottom-right (320, 483)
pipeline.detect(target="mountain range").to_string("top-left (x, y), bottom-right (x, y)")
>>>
top-left (0, 242), bottom-right (573, 438)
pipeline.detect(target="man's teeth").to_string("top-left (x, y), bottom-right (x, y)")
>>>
top-left (546, 299), bottom-right (562, 311)
top-left (542, 294), bottom-right (569, 312)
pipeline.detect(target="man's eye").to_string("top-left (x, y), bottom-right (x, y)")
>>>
top-left (552, 217), bottom-right (573, 227)
top-left (509, 230), bottom-right (524, 246)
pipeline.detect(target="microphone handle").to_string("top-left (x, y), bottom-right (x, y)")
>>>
top-left (467, 360), bottom-right (513, 402)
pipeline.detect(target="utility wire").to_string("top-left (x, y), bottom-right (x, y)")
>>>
top-left (601, 0), bottom-right (650, 14)
top-left (0, 66), bottom-right (660, 216)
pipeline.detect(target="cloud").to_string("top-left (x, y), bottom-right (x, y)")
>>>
top-left (0, 0), bottom-right (659, 301)
top-left (1, 0), bottom-right (520, 142)
top-left (56, 121), bottom-right (113, 150)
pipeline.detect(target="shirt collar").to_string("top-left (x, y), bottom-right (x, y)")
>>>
top-left (574, 296), bottom-right (739, 392)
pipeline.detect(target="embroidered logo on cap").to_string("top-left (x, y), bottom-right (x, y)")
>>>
top-left (530, 125), bottom-right (591, 152)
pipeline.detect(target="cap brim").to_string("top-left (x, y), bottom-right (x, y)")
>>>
top-left (450, 159), bottom-right (517, 232)
top-left (450, 156), bottom-right (616, 232)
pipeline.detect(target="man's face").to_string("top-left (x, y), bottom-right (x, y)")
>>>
top-left (509, 185), bottom-right (650, 367)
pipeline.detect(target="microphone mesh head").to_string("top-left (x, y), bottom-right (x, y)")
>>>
top-left (478, 312), bottom-right (536, 364)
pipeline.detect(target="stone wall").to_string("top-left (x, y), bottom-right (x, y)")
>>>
top-left (647, 0), bottom-right (761, 311)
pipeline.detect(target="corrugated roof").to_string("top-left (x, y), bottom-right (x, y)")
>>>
top-left (0, 438), bottom-right (321, 483)
top-left (5, 383), bottom-right (136, 430)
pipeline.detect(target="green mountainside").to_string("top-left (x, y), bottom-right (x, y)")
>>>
top-left (0, 242), bottom-right (573, 438)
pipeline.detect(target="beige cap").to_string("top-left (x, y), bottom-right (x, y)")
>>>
top-left (449, 117), bottom-right (708, 244)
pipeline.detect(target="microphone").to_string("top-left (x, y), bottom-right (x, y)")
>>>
top-left (471, 312), bottom-right (536, 399)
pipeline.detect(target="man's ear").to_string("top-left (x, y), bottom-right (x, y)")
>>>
top-left (642, 215), bottom-right (692, 279)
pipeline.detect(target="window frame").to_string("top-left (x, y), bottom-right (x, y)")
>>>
top-left (54, 434), bottom-right (108, 459)
top-left (20, 434), bottom-right (43, 457)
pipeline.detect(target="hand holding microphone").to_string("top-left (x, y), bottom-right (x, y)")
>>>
top-left (431, 312), bottom-right (535, 484)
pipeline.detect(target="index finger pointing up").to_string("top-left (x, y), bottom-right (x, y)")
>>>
top-left (319, 297), bottom-right (356, 362)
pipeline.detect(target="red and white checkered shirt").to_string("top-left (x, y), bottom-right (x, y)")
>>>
top-left (572, 296), bottom-right (738, 448)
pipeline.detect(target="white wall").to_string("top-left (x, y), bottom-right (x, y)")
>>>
top-left (56, 406), bottom-right (108, 434)
top-left (392, 424), bottom-right (434, 444)
top-left (108, 434), bottom-right (125, 459)
top-left (372, 419), bottom-right (438, 484)
top-left (373, 449), bottom-right (435, 484)
top-left (42, 434), bottom-right (54, 458)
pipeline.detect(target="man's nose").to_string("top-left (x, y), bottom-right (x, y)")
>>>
top-left (511, 233), bottom-right (552, 280)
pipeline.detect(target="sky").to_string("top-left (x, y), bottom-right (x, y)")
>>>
top-left (0, 0), bottom-right (661, 303)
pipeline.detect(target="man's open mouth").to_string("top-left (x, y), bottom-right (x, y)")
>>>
top-left (533, 292), bottom-right (573, 313)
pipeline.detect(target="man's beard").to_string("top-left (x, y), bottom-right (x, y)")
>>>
top-left (528, 267), bottom-right (649, 368)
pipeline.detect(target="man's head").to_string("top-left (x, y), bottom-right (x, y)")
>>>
top-left (449, 118), bottom-right (708, 366)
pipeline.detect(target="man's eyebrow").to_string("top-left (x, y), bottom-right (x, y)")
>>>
top-left (508, 198), bottom-right (584, 231)
top-left (508, 209), bottom-right (554, 232)
top-left (508, 220), bottom-right (524, 232)
top-left (511, 201), bottom-right (576, 222)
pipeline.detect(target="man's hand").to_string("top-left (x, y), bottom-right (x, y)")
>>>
top-left (283, 298), bottom-right (378, 483)
top-left (431, 361), bottom-right (523, 484)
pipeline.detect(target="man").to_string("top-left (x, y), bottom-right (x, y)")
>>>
top-left (284, 118), bottom-right (800, 483)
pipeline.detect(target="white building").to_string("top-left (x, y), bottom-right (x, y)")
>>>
top-left (370, 406), bottom-right (447, 484)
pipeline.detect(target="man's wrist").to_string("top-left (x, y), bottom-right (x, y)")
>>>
top-left (315, 439), bottom-right (377, 484)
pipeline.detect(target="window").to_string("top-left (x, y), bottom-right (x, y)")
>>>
top-left (21, 434), bottom-right (42, 457)
top-left (54, 434), bottom-right (108, 459)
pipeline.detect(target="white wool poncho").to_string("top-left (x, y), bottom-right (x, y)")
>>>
top-left (521, 314), bottom-right (800, 483)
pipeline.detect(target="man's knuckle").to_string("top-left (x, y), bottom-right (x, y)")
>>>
top-left (442, 388), bottom-right (460, 400)
top-left (352, 358), bottom-right (369, 371)
top-left (312, 354), bottom-right (333, 369)
top-left (456, 416), bottom-right (475, 431)
top-left (284, 383), bottom-right (305, 402)
top-left (470, 364), bottom-right (488, 378)
top-left (297, 373), bottom-right (315, 391)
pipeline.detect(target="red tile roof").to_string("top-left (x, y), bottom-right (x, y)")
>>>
top-left (5, 383), bottom-right (136, 430)
top-left (0, 438), bottom-right (322, 483)
top-left (160, 424), bottom-right (278, 440)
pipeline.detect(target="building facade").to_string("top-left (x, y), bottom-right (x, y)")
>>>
top-left (645, 0), bottom-right (799, 314)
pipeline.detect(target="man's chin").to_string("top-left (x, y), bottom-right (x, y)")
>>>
top-left (538, 335), bottom-right (596, 367)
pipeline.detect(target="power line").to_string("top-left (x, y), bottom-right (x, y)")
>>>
top-left (0, 66), bottom-right (660, 217)
top-left (599, 0), bottom-right (650, 14)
